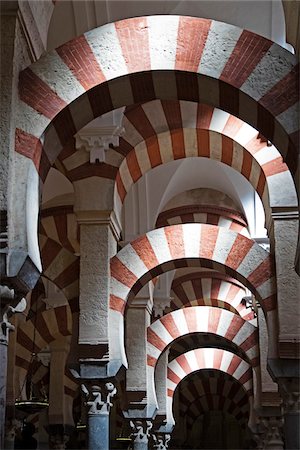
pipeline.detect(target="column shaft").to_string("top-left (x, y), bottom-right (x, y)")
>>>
top-left (88, 413), bottom-right (109, 450)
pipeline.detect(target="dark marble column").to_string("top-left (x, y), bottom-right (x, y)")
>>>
top-left (82, 382), bottom-right (117, 450)
top-left (279, 378), bottom-right (300, 450)
top-left (0, 286), bottom-right (26, 448)
top-left (129, 419), bottom-right (153, 450)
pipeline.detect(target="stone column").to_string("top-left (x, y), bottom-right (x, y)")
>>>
top-left (269, 209), bottom-right (299, 359)
top-left (261, 416), bottom-right (284, 450)
top-left (152, 432), bottom-right (171, 450)
top-left (129, 419), bottom-right (153, 450)
top-left (126, 291), bottom-right (152, 401)
top-left (48, 337), bottom-right (73, 449)
top-left (0, 286), bottom-right (26, 448)
top-left (82, 381), bottom-right (117, 450)
top-left (279, 378), bottom-right (300, 450)
top-left (75, 209), bottom-right (120, 349)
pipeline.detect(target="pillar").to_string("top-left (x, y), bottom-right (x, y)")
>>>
top-left (268, 359), bottom-right (300, 449)
top-left (278, 378), bottom-right (300, 450)
top-left (0, 286), bottom-right (26, 448)
top-left (82, 381), bottom-right (117, 450)
top-left (76, 210), bottom-right (120, 347)
top-left (126, 290), bottom-right (152, 398)
top-left (48, 337), bottom-right (73, 449)
top-left (129, 419), bottom-right (153, 450)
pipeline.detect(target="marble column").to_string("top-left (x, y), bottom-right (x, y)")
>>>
top-left (279, 378), bottom-right (300, 450)
top-left (48, 337), bottom-right (73, 449)
top-left (129, 419), bottom-right (153, 450)
top-left (82, 381), bottom-right (117, 450)
top-left (0, 286), bottom-right (26, 448)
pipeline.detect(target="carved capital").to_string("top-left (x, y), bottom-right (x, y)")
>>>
top-left (152, 432), bottom-right (171, 449)
top-left (153, 297), bottom-right (172, 318)
top-left (81, 382), bottom-right (117, 415)
top-left (0, 288), bottom-right (26, 344)
top-left (279, 378), bottom-right (300, 413)
top-left (261, 416), bottom-right (284, 449)
top-left (75, 126), bottom-right (124, 164)
top-left (129, 419), bottom-right (153, 443)
top-left (49, 433), bottom-right (69, 449)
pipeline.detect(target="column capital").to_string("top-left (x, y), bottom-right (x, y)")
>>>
top-left (152, 432), bottom-right (171, 449)
top-left (129, 419), bottom-right (153, 444)
top-left (278, 377), bottom-right (300, 414)
top-left (260, 416), bottom-right (284, 450)
top-left (75, 209), bottom-right (121, 241)
top-left (81, 381), bottom-right (117, 415)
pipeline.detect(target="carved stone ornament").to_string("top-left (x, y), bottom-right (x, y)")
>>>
top-left (261, 417), bottom-right (284, 449)
top-left (281, 388), bottom-right (300, 414)
top-left (49, 433), bottom-right (69, 449)
top-left (0, 287), bottom-right (26, 344)
top-left (129, 419), bottom-right (153, 443)
top-left (81, 382), bottom-right (117, 415)
top-left (152, 432), bottom-right (171, 449)
top-left (75, 126), bottom-right (124, 164)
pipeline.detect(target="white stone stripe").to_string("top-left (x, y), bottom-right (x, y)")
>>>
top-left (241, 42), bottom-right (297, 101)
top-left (183, 223), bottom-right (201, 258)
top-left (185, 351), bottom-right (200, 372)
top-left (184, 129), bottom-right (199, 157)
top-left (201, 278), bottom-right (211, 299)
top-left (203, 348), bottom-right (214, 368)
top-left (209, 131), bottom-right (222, 161)
top-left (220, 352), bottom-right (233, 373)
top-left (147, 16), bottom-right (179, 70)
top-left (150, 319), bottom-right (174, 346)
top-left (169, 359), bottom-right (188, 379)
top-left (232, 360), bottom-right (248, 380)
top-left (158, 131), bottom-right (174, 164)
top-left (44, 250), bottom-right (75, 280)
top-left (17, 101), bottom-right (50, 138)
top-left (249, 162), bottom-right (261, 192)
top-left (212, 227), bottom-right (236, 264)
top-left (237, 245), bottom-right (268, 279)
top-left (119, 159), bottom-right (134, 193)
top-left (218, 281), bottom-right (231, 301)
top-left (218, 217), bottom-right (233, 230)
top-left (232, 141), bottom-right (244, 173)
top-left (233, 324), bottom-right (254, 347)
top-left (195, 305), bottom-right (209, 332)
top-left (43, 125), bottom-right (64, 164)
top-left (63, 149), bottom-right (89, 171)
top-left (235, 122), bottom-right (258, 146)
top-left (255, 145), bottom-right (280, 165)
top-left (147, 342), bottom-right (161, 360)
top-left (69, 94), bottom-right (94, 132)
top-left (209, 108), bottom-right (230, 133)
top-left (182, 280), bottom-right (196, 303)
top-left (146, 227), bottom-right (172, 264)
top-left (216, 310), bottom-right (231, 336)
top-left (167, 379), bottom-right (177, 392)
top-left (41, 217), bottom-right (59, 243)
top-left (134, 142), bottom-right (152, 174)
top-left (110, 276), bottom-right (130, 300)
top-left (142, 100), bottom-right (169, 132)
top-left (180, 101), bottom-right (198, 129)
top-left (277, 101), bottom-right (299, 134)
top-left (199, 21), bottom-right (243, 78)
top-left (174, 309), bottom-right (189, 335)
top-left (85, 24), bottom-right (128, 80)
top-left (30, 50), bottom-right (85, 104)
top-left (117, 244), bottom-right (148, 280)
top-left (122, 116), bottom-right (144, 147)
top-left (257, 276), bottom-right (277, 299)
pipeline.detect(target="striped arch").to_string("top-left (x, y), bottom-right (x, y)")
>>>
top-left (15, 305), bottom-right (72, 397)
top-left (184, 395), bottom-right (249, 429)
top-left (39, 234), bottom-right (79, 307)
top-left (170, 271), bottom-right (254, 321)
top-left (109, 223), bottom-right (276, 365)
top-left (40, 206), bottom-right (80, 255)
top-left (114, 127), bottom-right (293, 224)
top-left (147, 307), bottom-right (258, 369)
top-left (16, 17), bottom-right (298, 184)
top-left (166, 348), bottom-right (253, 425)
top-left (156, 204), bottom-right (249, 236)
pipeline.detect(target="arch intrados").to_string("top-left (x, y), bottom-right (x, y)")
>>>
top-left (166, 331), bottom-right (252, 366)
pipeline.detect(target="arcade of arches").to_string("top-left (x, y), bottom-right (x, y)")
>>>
top-left (0, 1), bottom-right (299, 449)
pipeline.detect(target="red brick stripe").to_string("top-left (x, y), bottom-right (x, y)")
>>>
top-left (176, 17), bottom-right (211, 71)
top-left (110, 257), bottom-right (138, 287)
top-left (19, 68), bottom-right (67, 119)
top-left (115, 17), bottom-right (151, 73)
top-left (110, 294), bottom-right (126, 314)
top-left (56, 35), bottom-right (106, 90)
top-left (15, 128), bottom-right (43, 170)
top-left (131, 235), bottom-right (159, 269)
top-left (226, 234), bottom-right (254, 270)
top-left (165, 225), bottom-right (185, 259)
top-left (220, 31), bottom-right (272, 88)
